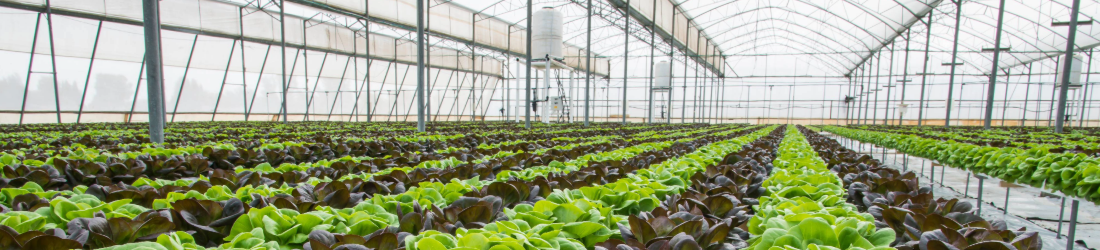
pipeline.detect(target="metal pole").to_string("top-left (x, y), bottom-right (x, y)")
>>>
top-left (416, 0), bottom-right (426, 131)
top-left (210, 41), bottom-right (238, 121)
top-left (1058, 197), bottom-right (1066, 238)
top-left (917, 11), bottom-right (932, 126)
top-left (279, 0), bottom-right (288, 124)
top-left (681, 54), bottom-right (687, 123)
top-left (142, 0), bottom-right (166, 144)
top-left (585, 0), bottom-right (591, 126)
top-left (1001, 69), bottom-right (1011, 125)
top-left (984, 0), bottom-right (1008, 130)
top-left (977, 176), bottom-right (985, 216)
top-left (44, 0), bottom-right (61, 123)
top-left (18, 13), bottom-right (41, 126)
top-left (1080, 50), bottom-right (1094, 127)
top-left (884, 43), bottom-right (894, 125)
top-left (524, 0), bottom-right (532, 129)
top-left (127, 56), bottom-right (146, 123)
top-left (647, 0), bottom-right (655, 124)
top-left (1055, 0), bottom-right (1083, 133)
top-left (1066, 200), bottom-right (1079, 250)
top-left (76, 21), bottom-right (103, 123)
top-left (168, 35), bottom-right (197, 123)
top-left (864, 59), bottom-right (873, 124)
top-left (622, 0), bottom-right (630, 125)
top-left (945, 0), bottom-right (962, 127)
top-left (900, 30), bottom-right (911, 125)
top-left (873, 53), bottom-right (882, 125)
top-left (1022, 64), bottom-right (1032, 125)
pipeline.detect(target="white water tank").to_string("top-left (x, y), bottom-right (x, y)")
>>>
top-left (654, 60), bottom-right (672, 91)
top-left (532, 7), bottom-right (563, 61)
top-left (1056, 54), bottom-right (1084, 88)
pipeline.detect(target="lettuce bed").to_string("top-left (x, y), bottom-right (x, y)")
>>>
top-left (821, 126), bottom-right (1100, 204)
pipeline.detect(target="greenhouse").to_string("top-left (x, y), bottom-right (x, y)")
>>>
top-left (0, 0), bottom-right (1099, 249)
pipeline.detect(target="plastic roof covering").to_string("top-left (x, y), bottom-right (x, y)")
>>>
top-left (677, 0), bottom-right (1100, 77)
top-left (456, 0), bottom-right (1100, 78)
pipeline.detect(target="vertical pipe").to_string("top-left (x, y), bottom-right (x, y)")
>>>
top-left (1055, 0), bottom-right (1083, 133)
top-left (210, 42), bottom-right (238, 121)
top-left (44, 0), bottom-right (61, 123)
top-left (917, 11), bottom-right (933, 126)
top-left (77, 21), bottom-right (103, 123)
top-left (279, 0), bottom-right (288, 124)
top-left (984, 0), bottom-right (1007, 130)
top-left (1066, 200), bottom-right (1079, 250)
top-left (1022, 65), bottom-right (1032, 125)
top-left (1079, 50), bottom-right (1094, 127)
top-left (525, 0), bottom-right (532, 129)
top-left (647, 0), bottom-right (655, 124)
top-left (585, 0), bottom-right (591, 126)
top-left (240, 8), bottom-right (249, 121)
top-left (1001, 69), bottom-right (1011, 125)
top-left (142, 0), bottom-right (166, 143)
top-left (873, 53), bottom-right (882, 125)
top-left (127, 56), bottom-right (147, 123)
top-left (18, 13), bottom-right (41, 126)
top-left (1058, 197), bottom-right (1066, 238)
top-left (415, 0), bottom-right (425, 131)
top-left (901, 30), bottom-right (911, 125)
top-left (884, 43), bottom-right (894, 125)
top-left (945, 0), bottom-right (962, 127)
top-left (622, 0), bottom-right (630, 124)
top-left (681, 54), bottom-right (687, 123)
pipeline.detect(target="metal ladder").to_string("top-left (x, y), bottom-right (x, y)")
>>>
top-left (554, 74), bottom-right (571, 123)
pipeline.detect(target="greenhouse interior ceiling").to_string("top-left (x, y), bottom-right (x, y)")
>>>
top-left (0, 0), bottom-right (1098, 128)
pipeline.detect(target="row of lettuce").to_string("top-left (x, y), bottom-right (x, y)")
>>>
top-left (822, 126), bottom-right (1100, 204)
top-left (852, 125), bottom-right (1100, 151)
top-left (0, 125), bottom-right (759, 249)
top-left (800, 126), bottom-right (1042, 250)
top-left (747, 126), bottom-right (895, 250)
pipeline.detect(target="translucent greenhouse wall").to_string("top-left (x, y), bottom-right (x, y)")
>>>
top-left (0, 0), bottom-right (563, 123)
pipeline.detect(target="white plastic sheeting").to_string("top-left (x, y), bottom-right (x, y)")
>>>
top-left (0, 0), bottom-right (506, 123)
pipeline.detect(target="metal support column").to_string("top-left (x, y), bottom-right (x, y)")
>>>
top-left (279, 0), bottom-right (288, 124)
top-left (622, 0), bottom-right (630, 125)
top-left (647, 0), bottom-right (656, 124)
top-left (1055, 0), bottom-right (1083, 132)
top-left (917, 11), bottom-right (932, 126)
top-left (76, 21), bottom-right (103, 123)
top-left (1001, 69), bottom-right (1011, 125)
top-left (210, 41), bottom-right (238, 121)
top-left (45, 0), bottom-right (61, 123)
top-left (884, 43), bottom-right (894, 125)
top-left (169, 36), bottom-right (200, 123)
top-left (18, 13), bottom-right (42, 126)
top-left (415, 0), bottom-right (426, 131)
top-left (945, 0), bottom-right (963, 127)
top-left (142, 0), bottom-right (166, 143)
top-left (1021, 64), bottom-right (1033, 125)
top-left (984, 0), bottom-right (1008, 130)
top-left (585, 0), bottom-right (592, 126)
top-left (524, 0), bottom-right (532, 129)
top-left (1080, 50), bottom-right (1094, 127)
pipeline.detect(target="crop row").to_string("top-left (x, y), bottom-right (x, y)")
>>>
top-left (822, 126), bottom-right (1100, 204)
top-left (800, 126), bottom-right (1041, 250)
top-left (850, 125), bottom-right (1100, 154)
top-left (0, 124), bottom-right (757, 249)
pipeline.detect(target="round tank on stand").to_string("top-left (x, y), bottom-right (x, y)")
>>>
top-left (654, 60), bottom-right (671, 91)
top-left (532, 7), bottom-right (563, 62)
